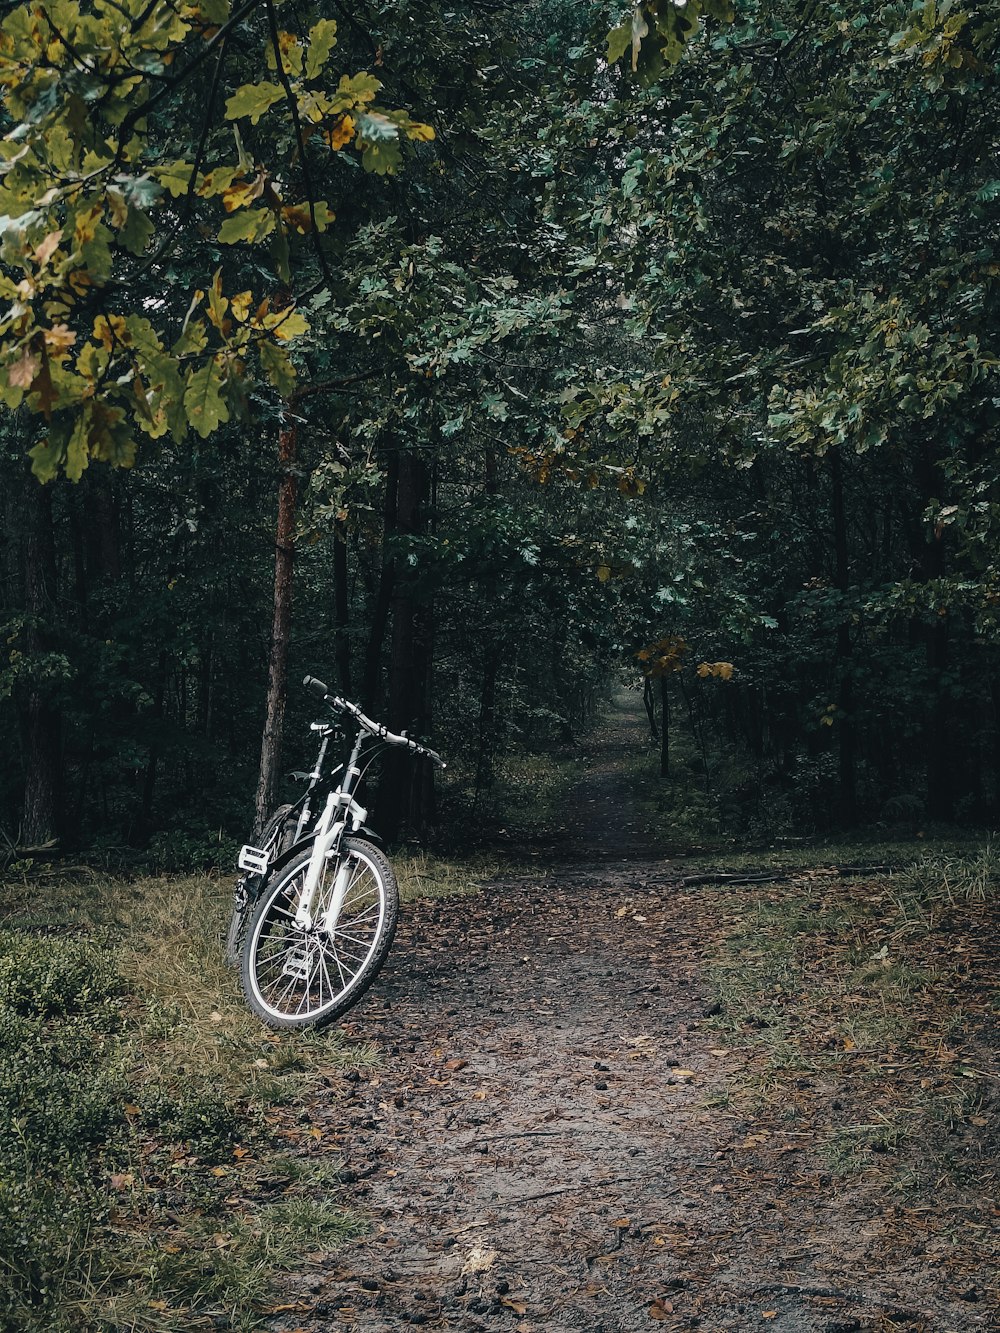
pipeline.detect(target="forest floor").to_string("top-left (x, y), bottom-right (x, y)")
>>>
top-left (270, 696), bottom-right (1000, 1333)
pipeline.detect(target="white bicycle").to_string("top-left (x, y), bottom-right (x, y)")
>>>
top-left (234, 675), bottom-right (444, 1030)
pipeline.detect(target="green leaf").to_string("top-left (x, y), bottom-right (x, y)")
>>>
top-left (119, 206), bottom-right (154, 255)
top-left (196, 0), bottom-right (230, 21)
top-left (305, 18), bottom-right (338, 79)
top-left (65, 415), bottom-right (89, 482)
top-left (224, 82), bottom-right (285, 125)
top-left (183, 359), bottom-right (230, 438)
top-left (258, 339), bottom-right (297, 397)
top-left (606, 20), bottom-right (631, 64)
top-left (217, 209), bottom-right (276, 244)
top-left (28, 428), bottom-right (66, 483)
top-left (270, 222), bottom-right (290, 283)
top-left (153, 160), bottom-right (195, 198)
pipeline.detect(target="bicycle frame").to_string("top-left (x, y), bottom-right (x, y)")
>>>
top-left (292, 724), bottom-right (370, 934)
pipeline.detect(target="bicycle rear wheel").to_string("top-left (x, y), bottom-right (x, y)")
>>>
top-left (240, 836), bottom-right (399, 1030)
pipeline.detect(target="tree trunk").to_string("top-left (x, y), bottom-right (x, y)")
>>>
top-left (915, 442), bottom-right (953, 820)
top-left (22, 478), bottom-right (60, 845)
top-left (659, 675), bottom-right (670, 779)
top-left (378, 450), bottom-right (429, 841)
top-left (333, 517), bottom-right (353, 695)
top-left (254, 420), bottom-right (298, 835)
top-left (362, 450), bottom-right (399, 713)
top-left (643, 677), bottom-right (659, 741)
top-left (475, 656), bottom-right (499, 800)
top-left (830, 445), bottom-right (857, 824)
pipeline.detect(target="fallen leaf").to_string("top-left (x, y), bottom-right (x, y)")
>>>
top-left (762, 1312), bottom-right (778, 1320)
top-left (461, 1245), bottom-right (497, 1275)
top-left (210, 1166), bottom-right (227, 1177)
top-left (649, 1297), bottom-right (673, 1319)
top-left (674, 1069), bottom-right (696, 1079)
top-left (501, 1297), bottom-right (528, 1315)
top-left (109, 1173), bottom-right (134, 1190)
top-left (444, 1058), bottom-right (468, 1072)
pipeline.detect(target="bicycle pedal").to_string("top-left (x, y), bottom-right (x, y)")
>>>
top-left (281, 949), bottom-right (314, 983)
top-left (238, 844), bottom-right (270, 875)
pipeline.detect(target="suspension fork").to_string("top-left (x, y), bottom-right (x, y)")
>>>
top-left (293, 729), bottom-right (365, 932)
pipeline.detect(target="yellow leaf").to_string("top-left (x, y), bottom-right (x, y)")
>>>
top-left (231, 291), bottom-right (253, 322)
top-left (597, 564), bottom-right (611, 582)
top-left (266, 309), bottom-right (309, 342)
top-left (222, 173), bottom-right (266, 213)
top-left (324, 114), bottom-right (355, 151)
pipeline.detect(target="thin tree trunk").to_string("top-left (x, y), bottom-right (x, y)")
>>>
top-left (830, 445), bottom-right (857, 824)
top-left (659, 675), bottom-right (670, 779)
top-left (333, 517), bottom-right (353, 695)
top-left (915, 442), bottom-right (953, 820)
top-left (254, 420), bottom-right (298, 834)
top-left (643, 677), bottom-right (659, 741)
top-left (362, 450), bottom-right (399, 713)
top-left (378, 450), bottom-right (427, 841)
top-left (140, 649), bottom-right (168, 833)
top-left (476, 656), bottom-right (499, 800)
top-left (22, 478), bottom-right (60, 845)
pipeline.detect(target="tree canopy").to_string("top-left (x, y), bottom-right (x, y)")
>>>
top-left (1, 0), bottom-right (999, 852)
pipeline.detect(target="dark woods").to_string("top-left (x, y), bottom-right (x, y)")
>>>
top-left (2, 0), bottom-right (999, 854)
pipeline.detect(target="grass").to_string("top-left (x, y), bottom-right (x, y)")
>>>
top-left (394, 851), bottom-right (498, 902)
top-left (704, 847), bottom-right (999, 1186)
top-left (0, 836), bottom-right (493, 1332)
top-left (0, 868), bottom-right (374, 1332)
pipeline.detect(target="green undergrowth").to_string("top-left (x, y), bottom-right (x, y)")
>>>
top-left (437, 746), bottom-right (582, 848)
top-left (0, 869), bottom-right (376, 1332)
top-left (706, 845), bottom-right (998, 1188)
top-left (675, 834), bottom-right (993, 878)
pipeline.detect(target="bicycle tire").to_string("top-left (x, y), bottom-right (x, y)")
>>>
top-left (225, 803), bottom-right (296, 967)
top-left (240, 836), bottom-right (399, 1030)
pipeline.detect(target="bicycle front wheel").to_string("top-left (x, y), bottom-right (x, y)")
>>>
top-left (240, 836), bottom-right (399, 1030)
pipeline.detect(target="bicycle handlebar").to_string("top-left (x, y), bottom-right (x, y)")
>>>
top-left (302, 676), bottom-right (446, 768)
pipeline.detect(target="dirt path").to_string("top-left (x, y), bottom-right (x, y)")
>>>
top-left (271, 699), bottom-right (997, 1333)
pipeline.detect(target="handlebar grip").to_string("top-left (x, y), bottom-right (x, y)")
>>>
top-left (303, 675), bottom-right (330, 698)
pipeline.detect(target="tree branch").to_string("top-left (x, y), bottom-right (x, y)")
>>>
top-left (264, 0), bottom-right (335, 293)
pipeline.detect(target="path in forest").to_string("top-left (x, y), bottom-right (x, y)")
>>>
top-left (271, 695), bottom-right (996, 1333)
